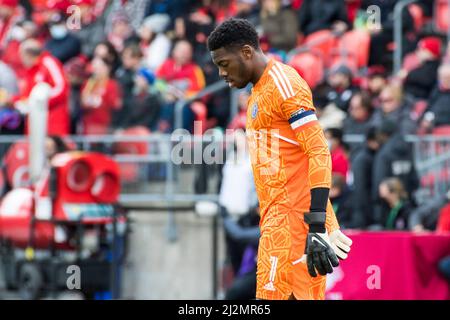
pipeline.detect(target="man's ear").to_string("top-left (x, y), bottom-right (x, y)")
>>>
top-left (241, 45), bottom-right (253, 60)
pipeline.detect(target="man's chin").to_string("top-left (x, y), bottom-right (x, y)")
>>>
top-left (233, 82), bottom-right (248, 89)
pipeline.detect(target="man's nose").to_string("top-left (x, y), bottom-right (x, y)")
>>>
top-left (219, 68), bottom-right (228, 78)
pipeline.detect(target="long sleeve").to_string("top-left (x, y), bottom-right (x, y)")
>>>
top-left (280, 84), bottom-right (331, 190)
top-left (41, 55), bottom-right (69, 110)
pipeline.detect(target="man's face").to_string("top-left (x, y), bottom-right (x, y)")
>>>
top-left (349, 95), bottom-right (367, 121)
top-left (20, 50), bottom-right (35, 68)
top-left (211, 46), bottom-right (252, 89)
top-left (0, 5), bottom-right (14, 19)
top-left (438, 65), bottom-right (450, 89)
top-left (368, 75), bottom-right (386, 94)
top-left (122, 50), bottom-right (140, 70)
top-left (328, 72), bottom-right (349, 89)
top-left (380, 88), bottom-right (400, 114)
top-left (173, 41), bottom-right (192, 66)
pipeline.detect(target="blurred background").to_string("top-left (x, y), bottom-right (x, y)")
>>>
top-left (0, 0), bottom-right (449, 300)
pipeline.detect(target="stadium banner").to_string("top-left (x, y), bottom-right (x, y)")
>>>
top-left (326, 231), bottom-right (450, 300)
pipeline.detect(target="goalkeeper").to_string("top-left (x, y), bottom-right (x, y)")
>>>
top-left (208, 18), bottom-right (352, 300)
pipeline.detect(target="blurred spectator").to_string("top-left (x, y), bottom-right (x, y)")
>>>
top-left (156, 40), bottom-right (205, 132)
top-left (401, 37), bottom-right (442, 101)
top-left (107, 0), bottom-right (148, 33)
top-left (65, 55), bottom-right (89, 134)
top-left (157, 40), bottom-right (205, 98)
top-left (219, 205), bottom-right (259, 300)
top-left (138, 14), bottom-right (171, 71)
top-left (325, 128), bottom-right (349, 180)
top-left (366, 65), bottom-right (387, 108)
top-left (9, 39), bottom-right (70, 135)
top-left (420, 63), bottom-right (450, 132)
top-left (297, 0), bottom-right (349, 37)
top-left (371, 120), bottom-right (417, 226)
top-left (107, 10), bottom-right (134, 54)
top-left (315, 97), bottom-right (346, 130)
top-left (216, 129), bottom-right (259, 299)
top-left (330, 174), bottom-right (353, 229)
top-left (93, 41), bottom-right (120, 74)
top-left (350, 127), bottom-right (380, 228)
top-left (235, 0), bottom-right (260, 26)
top-left (343, 90), bottom-right (374, 137)
top-left (363, 0), bottom-right (415, 70)
top-left (205, 86), bottom-right (232, 130)
top-left (325, 64), bottom-right (358, 113)
top-left (371, 84), bottom-right (416, 135)
top-left (117, 68), bottom-right (162, 131)
top-left (113, 43), bottom-right (143, 129)
top-left (315, 64), bottom-right (356, 129)
top-left (174, 2), bottom-right (216, 65)
top-left (2, 19), bottom-right (38, 80)
top-left (45, 135), bottom-right (68, 161)
top-left (378, 177), bottom-right (412, 230)
top-left (260, 0), bottom-right (298, 53)
top-left (45, 11), bottom-right (81, 64)
top-left (409, 192), bottom-right (448, 232)
top-left (72, 0), bottom-right (107, 58)
top-left (80, 56), bottom-right (122, 134)
top-left (0, 0), bottom-right (23, 52)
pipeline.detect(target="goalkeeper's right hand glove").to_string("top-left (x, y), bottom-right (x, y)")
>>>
top-left (329, 229), bottom-right (352, 260)
top-left (304, 212), bottom-right (340, 277)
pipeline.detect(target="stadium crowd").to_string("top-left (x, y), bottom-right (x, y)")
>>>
top-left (0, 1), bottom-right (449, 232)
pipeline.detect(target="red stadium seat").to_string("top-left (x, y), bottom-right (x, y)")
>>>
top-left (288, 52), bottom-right (324, 89)
top-left (337, 30), bottom-right (371, 69)
top-left (435, 0), bottom-right (449, 33)
top-left (112, 126), bottom-right (151, 183)
top-left (432, 125), bottom-right (450, 136)
top-left (304, 30), bottom-right (339, 67)
top-left (2, 141), bottom-right (30, 189)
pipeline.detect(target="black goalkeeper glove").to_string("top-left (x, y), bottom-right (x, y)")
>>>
top-left (304, 212), bottom-right (340, 277)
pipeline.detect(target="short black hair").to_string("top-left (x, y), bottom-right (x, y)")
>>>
top-left (207, 18), bottom-right (259, 51)
top-left (325, 128), bottom-right (343, 143)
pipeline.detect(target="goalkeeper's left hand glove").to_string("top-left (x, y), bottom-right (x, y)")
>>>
top-left (304, 212), bottom-right (340, 277)
top-left (329, 229), bottom-right (352, 260)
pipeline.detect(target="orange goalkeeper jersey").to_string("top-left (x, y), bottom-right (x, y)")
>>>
top-left (246, 59), bottom-right (339, 232)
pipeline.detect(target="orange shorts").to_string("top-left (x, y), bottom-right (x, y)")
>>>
top-left (255, 211), bottom-right (327, 300)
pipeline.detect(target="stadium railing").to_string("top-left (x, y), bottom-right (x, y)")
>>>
top-left (393, 0), bottom-right (419, 74)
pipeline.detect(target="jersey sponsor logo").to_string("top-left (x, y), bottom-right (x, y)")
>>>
top-left (251, 103), bottom-right (258, 119)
